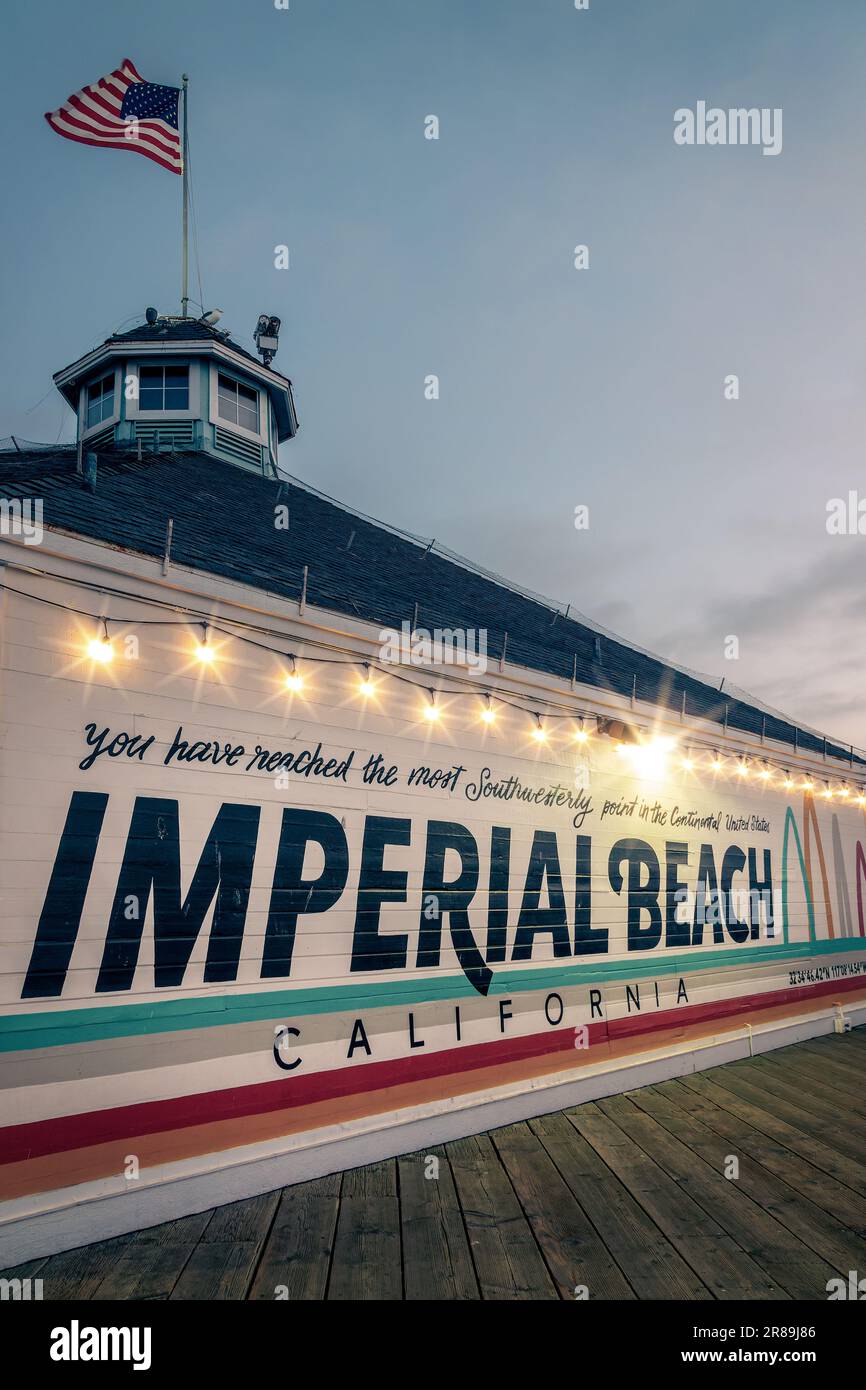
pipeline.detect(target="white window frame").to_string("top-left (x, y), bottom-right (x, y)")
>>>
top-left (268, 400), bottom-right (279, 465)
top-left (79, 365), bottom-right (122, 440)
top-left (208, 364), bottom-right (268, 445)
top-left (125, 360), bottom-right (199, 421)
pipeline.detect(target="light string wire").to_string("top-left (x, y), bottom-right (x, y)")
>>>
top-left (5, 564), bottom-right (864, 747)
top-left (2, 571), bottom-right (865, 801)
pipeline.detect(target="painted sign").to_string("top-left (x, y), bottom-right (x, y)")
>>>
top-left (1, 587), bottom-right (865, 1256)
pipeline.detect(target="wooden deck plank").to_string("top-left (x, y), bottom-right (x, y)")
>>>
top-left (565, 1101), bottom-right (787, 1298)
top-left (168, 1191), bottom-right (280, 1301)
top-left (831, 1040), bottom-right (866, 1066)
top-left (0, 1257), bottom-right (46, 1280)
top-left (702, 1064), bottom-right (866, 1166)
top-left (599, 1092), bottom-right (836, 1298)
top-left (788, 1038), bottom-right (866, 1083)
top-left (529, 1109), bottom-right (712, 1299)
top-left (662, 1077), bottom-right (866, 1234)
top-left (754, 1047), bottom-right (866, 1107)
top-left (491, 1121), bottom-right (635, 1299)
top-left (34, 1234), bottom-right (132, 1300)
top-left (248, 1174), bottom-right (341, 1301)
top-left (328, 1161), bottom-right (402, 1301)
top-left (815, 1035), bottom-right (866, 1069)
top-left (820, 1027), bottom-right (866, 1050)
top-left (810, 1037), bottom-right (866, 1068)
top-left (807, 1032), bottom-right (866, 1076)
top-left (790, 1041), bottom-right (866, 1092)
top-left (721, 1058), bottom-right (866, 1138)
top-left (89, 1212), bottom-right (212, 1301)
top-left (678, 1072), bottom-right (866, 1197)
top-left (0, 1256), bottom-right (48, 1299)
top-left (626, 1086), bottom-right (865, 1283)
top-left (447, 1133), bottom-right (558, 1299)
top-left (757, 1050), bottom-right (866, 1117)
top-left (397, 1147), bottom-right (479, 1301)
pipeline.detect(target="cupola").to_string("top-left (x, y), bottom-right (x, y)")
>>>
top-left (52, 308), bottom-right (299, 476)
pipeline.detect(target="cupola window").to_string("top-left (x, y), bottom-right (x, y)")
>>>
top-left (139, 365), bottom-right (189, 412)
top-left (85, 373), bottom-right (115, 429)
top-left (217, 373), bottom-right (260, 433)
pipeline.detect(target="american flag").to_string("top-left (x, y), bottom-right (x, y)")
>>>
top-left (45, 58), bottom-right (182, 175)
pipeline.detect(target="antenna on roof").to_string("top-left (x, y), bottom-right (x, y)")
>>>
top-left (255, 314), bottom-right (281, 367)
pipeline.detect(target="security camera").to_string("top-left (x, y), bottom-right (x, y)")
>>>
top-left (255, 312), bottom-right (281, 365)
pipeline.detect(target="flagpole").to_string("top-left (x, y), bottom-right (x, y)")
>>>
top-left (181, 73), bottom-right (189, 318)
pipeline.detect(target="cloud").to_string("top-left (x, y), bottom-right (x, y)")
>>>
top-left (654, 546), bottom-right (866, 747)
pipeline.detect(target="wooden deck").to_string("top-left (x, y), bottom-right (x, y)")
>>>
top-left (6, 1029), bottom-right (866, 1300)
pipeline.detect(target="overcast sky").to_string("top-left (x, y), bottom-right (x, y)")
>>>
top-left (3, 0), bottom-right (865, 747)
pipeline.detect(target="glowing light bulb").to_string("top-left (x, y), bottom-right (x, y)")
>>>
top-left (531, 721), bottom-right (547, 743)
top-left (711, 758), bottom-right (723, 772)
top-left (736, 763), bottom-right (749, 777)
top-left (802, 779), bottom-right (814, 792)
top-left (480, 706), bottom-right (496, 725)
top-left (192, 623), bottom-right (216, 664)
top-left (573, 727), bottom-right (589, 744)
top-left (87, 637), bottom-right (113, 664)
top-left (285, 671), bottom-right (304, 693)
top-left (617, 735), bottom-right (674, 780)
top-left (822, 787), bottom-right (834, 799)
top-left (783, 777), bottom-right (794, 790)
top-left (681, 757), bottom-right (694, 772)
top-left (857, 794), bottom-right (866, 806)
top-left (839, 787), bottom-right (850, 799)
top-left (759, 768), bottom-right (771, 782)
top-left (424, 701), bottom-right (440, 722)
top-left (358, 677), bottom-right (376, 696)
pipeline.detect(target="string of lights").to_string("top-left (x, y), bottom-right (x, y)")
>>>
top-left (4, 571), bottom-right (866, 805)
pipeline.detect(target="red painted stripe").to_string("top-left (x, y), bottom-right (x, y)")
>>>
top-left (0, 1020), bottom-right (602, 1163)
top-left (607, 971), bottom-right (865, 1039)
top-left (1, 974), bottom-right (863, 1165)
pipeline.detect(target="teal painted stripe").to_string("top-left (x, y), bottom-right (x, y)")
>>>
top-left (1, 935), bottom-right (864, 1054)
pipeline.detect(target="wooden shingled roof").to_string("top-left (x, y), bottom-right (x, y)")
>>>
top-left (0, 444), bottom-right (860, 768)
